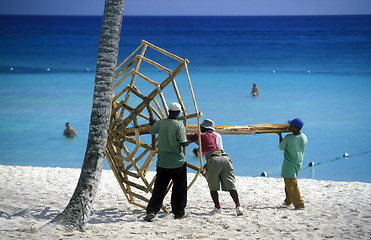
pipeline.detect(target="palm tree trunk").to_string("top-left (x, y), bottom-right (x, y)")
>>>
top-left (50, 0), bottom-right (125, 230)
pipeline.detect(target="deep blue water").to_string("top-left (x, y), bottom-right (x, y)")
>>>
top-left (0, 15), bottom-right (370, 182)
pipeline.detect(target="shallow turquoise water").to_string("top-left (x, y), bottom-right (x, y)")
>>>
top-left (0, 15), bottom-right (370, 182)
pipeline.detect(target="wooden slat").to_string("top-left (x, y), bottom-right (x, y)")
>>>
top-left (114, 69), bottom-right (134, 90)
top-left (124, 136), bottom-right (153, 150)
top-left (137, 55), bottom-right (172, 74)
top-left (142, 40), bottom-right (185, 63)
top-left (122, 179), bottom-right (148, 192)
top-left (122, 170), bottom-right (140, 178)
top-left (115, 56), bottom-right (138, 79)
top-left (186, 162), bottom-right (201, 172)
top-left (116, 42), bottom-right (144, 70)
top-left (133, 70), bottom-right (159, 86)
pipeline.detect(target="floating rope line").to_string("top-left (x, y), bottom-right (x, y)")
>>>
top-left (301, 150), bottom-right (371, 171)
top-left (257, 150), bottom-right (371, 177)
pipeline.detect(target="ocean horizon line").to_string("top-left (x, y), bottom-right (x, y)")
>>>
top-left (1, 14), bottom-right (371, 18)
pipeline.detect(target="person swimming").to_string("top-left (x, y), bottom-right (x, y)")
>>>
top-left (63, 122), bottom-right (77, 137)
top-left (250, 83), bottom-right (260, 97)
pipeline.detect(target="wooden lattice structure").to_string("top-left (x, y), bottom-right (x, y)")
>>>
top-left (105, 40), bottom-right (291, 212)
top-left (105, 40), bottom-right (203, 212)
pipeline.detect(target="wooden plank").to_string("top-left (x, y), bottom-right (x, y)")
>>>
top-left (187, 123), bottom-right (290, 134)
top-left (123, 122), bottom-right (290, 136)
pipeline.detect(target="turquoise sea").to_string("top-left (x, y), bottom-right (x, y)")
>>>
top-left (0, 15), bottom-right (370, 182)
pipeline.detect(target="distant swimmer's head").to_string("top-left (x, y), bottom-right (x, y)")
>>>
top-left (200, 119), bottom-right (215, 132)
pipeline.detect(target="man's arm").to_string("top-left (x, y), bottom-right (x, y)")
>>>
top-left (178, 124), bottom-right (189, 148)
top-left (278, 133), bottom-right (288, 151)
top-left (187, 133), bottom-right (199, 142)
top-left (149, 121), bottom-right (159, 135)
top-left (179, 141), bottom-right (190, 147)
top-left (277, 133), bottom-right (283, 143)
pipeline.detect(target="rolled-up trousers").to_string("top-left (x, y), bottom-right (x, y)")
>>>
top-left (284, 178), bottom-right (304, 208)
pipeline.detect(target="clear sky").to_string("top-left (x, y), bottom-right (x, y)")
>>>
top-left (0, 0), bottom-right (370, 16)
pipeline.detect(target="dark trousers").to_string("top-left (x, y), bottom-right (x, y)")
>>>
top-left (146, 163), bottom-right (187, 217)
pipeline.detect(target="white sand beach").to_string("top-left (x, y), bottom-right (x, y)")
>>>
top-left (0, 165), bottom-right (370, 239)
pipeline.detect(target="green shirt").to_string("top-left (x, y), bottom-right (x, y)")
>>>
top-left (279, 133), bottom-right (308, 178)
top-left (150, 118), bottom-right (187, 169)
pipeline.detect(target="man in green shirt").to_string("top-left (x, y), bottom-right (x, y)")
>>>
top-left (278, 118), bottom-right (308, 210)
top-left (144, 102), bottom-right (188, 222)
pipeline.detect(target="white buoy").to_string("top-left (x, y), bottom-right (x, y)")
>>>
top-left (46, 68), bottom-right (50, 72)
top-left (86, 68), bottom-right (90, 72)
top-left (10, 67), bottom-right (14, 71)
top-left (343, 152), bottom-right (349, 158)
top-left (272, 70), bottom-right (276, 74)
top-left (307, 70), bottom-right (311, 74)
top-left (261, 171), bottom-right (268, 177)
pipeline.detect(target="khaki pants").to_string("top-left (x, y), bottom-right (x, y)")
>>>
top-left (284, 178), bottom-right (304, 208)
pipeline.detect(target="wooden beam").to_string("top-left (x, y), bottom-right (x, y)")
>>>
top-left (187, 123), bottom-right (291, 135)
top-left (122, 122), bottom-right (290, 136)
